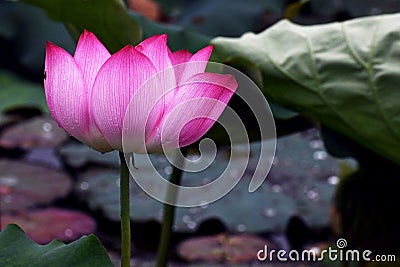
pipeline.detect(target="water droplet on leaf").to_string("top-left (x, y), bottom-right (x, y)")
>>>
top-left (264, 208), bottom-right (277, 217)
top-left (80, 181), bottom-right (90, 190)
top-left (309, 140), bottom-right (323, 149)
top-left (187, 221), bottom-right (197, 229)
top-left (42, 122), bottom-right (53, 133)
top-left (64, 228), bottom-right (73, 237)
top-left (306, 189), bottom-right (319, 201)
top-left (327, 175), bottom-right (339, 185)
top-left (271, 184), bottom-right (282, 193)
top-left (236, 224), bottom-right (246, 232)
top-left (313, 151), bottom-right (327, 160)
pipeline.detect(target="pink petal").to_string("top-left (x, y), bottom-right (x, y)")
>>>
top-left (135, 35), bottom-right (177, 115)
top-left (169, 49), bottom-right (192, 66)
top-left (135, 34), bottom-right (173, 73)
top-left (135, 34), bottom-right (161, 47)
top-left (73, 31), bottom-right (114, 152)
top-left (74, 30), bottom-right (111, 92)
top-left (189, 45), bottom-right (213, 65)
top-left (44, 42), bottom-right (92, 147)
top-left (45, 42), bottom-right (113, 152)
top-left (146, 72), bottom-right (238, 151)
top-left (123, 67), bottom-right (180, 153)
top-left (176, 46), bottom-right (213, 84)
top-left (91, 45), bottom-right (157, 151)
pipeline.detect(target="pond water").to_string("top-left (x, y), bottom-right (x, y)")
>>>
top-left (0, 115), bottom-right (356, 266)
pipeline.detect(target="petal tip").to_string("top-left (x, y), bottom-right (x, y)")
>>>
top-left (78, 30), bottom-right (99, 43)
top-left (122, 44), bottom-right (137, 52)
top-left (45, 41), bottom-right (56, 49)
top-left (190, 45), bottom-right (214, 63)
top-left (45, 41), bottom-right (65, 56)
top-left (159, 33), bottom-right (168, 41)
top-left (201, 45), bottom-right (214, 55)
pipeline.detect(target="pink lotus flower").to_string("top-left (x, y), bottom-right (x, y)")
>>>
top-left (44, 30), bottom-right (237, 153)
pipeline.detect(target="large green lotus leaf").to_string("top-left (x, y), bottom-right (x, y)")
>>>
top-left (20, 0), bottom-right (141, 53)
top-left (0, 71), bottom-right (48, 114)
top-left (0, 224), bottom-right (113, 267)
top-left (74, 129), bottom-right (353, 233)
top-left (212, 13), bottom-right (400, 164)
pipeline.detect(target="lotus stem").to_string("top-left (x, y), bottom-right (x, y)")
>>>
top-left (156, 148), bottom-right (187, 267)
top-left (119, 152), bottom-right (131, 267)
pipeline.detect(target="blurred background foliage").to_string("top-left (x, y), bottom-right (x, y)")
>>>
top-left (1, 0), bottom-right (400, 266)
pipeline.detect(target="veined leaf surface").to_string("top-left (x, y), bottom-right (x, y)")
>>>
top-left (212, 13), bottom-right (400, 164)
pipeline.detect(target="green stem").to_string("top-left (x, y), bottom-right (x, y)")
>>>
top-left (156, 149), bottom-right (186, 267)
top-left (119, 152), bottom-right (131, 267)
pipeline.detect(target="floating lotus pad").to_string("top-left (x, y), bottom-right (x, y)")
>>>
top-left (1, 208), bottom-right (97, 244)
top-left (176, 234), bottom-right (275, 263)
top-left (74, 129), bottom-right (355, 233)
top-left (58, 143), bottom-right (120, 169)
top-left (0, 116), bottom-right (68, 149)
top-left (0, 160), bottom-right (72, 212)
